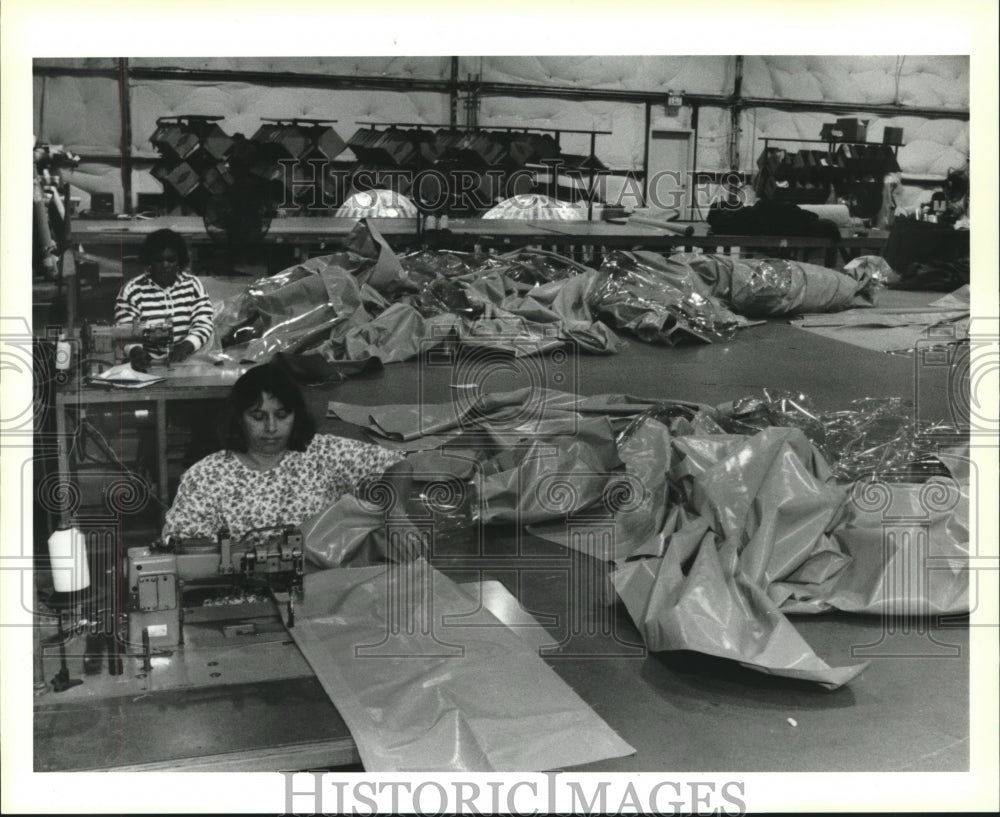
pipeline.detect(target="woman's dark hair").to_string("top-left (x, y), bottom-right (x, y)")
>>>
top-left (140, 228), bottom-right (190, 269)
top-left (218, 362), bottom-right (316, 452)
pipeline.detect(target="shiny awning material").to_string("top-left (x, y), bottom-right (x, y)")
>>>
top-left (212, 222), bottom-right (625, 365)
top-left (311, 390), bottom-right (969, 689)
top-left (325, 388), bottom-right (683, 449)
top-left (610, 423), bottom-right (867, 689)
top-left (679, 252), bottom-right (889, 317)
top-left (210, 221), bottom-right (894, 368)
top-left (588, 251), bottom-right (746, 344)
top-left (289, 560), bottom-right (635, 771)
top-left (212, 222), bottom-right (398, 363)
top-left (335, 188), bottom-right (419, 219)
top-left (482, 193), bottom-right (586, 221)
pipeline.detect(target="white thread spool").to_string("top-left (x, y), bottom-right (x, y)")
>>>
top-left (55, 334), bottom-right (72, 371)
top-left (47, 526), bottom-right (90, 593)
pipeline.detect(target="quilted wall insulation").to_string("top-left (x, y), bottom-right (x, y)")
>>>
top-left (129, 56), bottom-right (452, 79)
top-left (127, 81), bottom-right (450, 155)
top-left (475, 96), bottom-right (646, 168)
top-left (33, 75), bottom-right (121, 154)
top-left (465, 55), bottom-right (732, 94)
top-left (742, 56), bottom-right (969, 108)
top-left (33, 55), bottom-right (969, 213)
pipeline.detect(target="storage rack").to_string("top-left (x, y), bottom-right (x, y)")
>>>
top-left (755, 136), bottom-right (901, 222)
top-left (343, 122), bottom-right (613, 218)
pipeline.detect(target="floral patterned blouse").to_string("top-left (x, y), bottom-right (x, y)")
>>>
top-left (162, 434), bottom-right (406, 542)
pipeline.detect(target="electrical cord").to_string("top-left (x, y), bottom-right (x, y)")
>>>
top-left (71, 417), bottom-right (169, 510)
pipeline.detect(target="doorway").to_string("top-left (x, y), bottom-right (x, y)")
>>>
top-left (646, 129), bottom-right (693, 217)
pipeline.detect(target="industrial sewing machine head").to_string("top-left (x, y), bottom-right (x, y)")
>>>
top-left (125, 526), bottom-right (304, 654)
top-left (80, 320), bottom-right (174, 372)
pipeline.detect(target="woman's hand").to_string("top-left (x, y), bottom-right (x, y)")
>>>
top-left (168, 340), bottom-right (196, 364)
top-left (128, 346), bottom-right (151, 372)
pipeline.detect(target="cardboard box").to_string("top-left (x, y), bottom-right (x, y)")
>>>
top-left (883, 127), bottom-right (904, 146)
top-left (836, 118), bottom-right (868, 142)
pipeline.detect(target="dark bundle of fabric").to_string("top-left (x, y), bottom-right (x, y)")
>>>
top-left (884, 216), bottom-right (970, 291)
top-left (707, 199), bottom-right (841, 240)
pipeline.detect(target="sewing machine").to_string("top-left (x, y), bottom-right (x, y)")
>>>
top-left (125, 526), bottom-right (305, 655)
top-left (79, 321), bottom-right (174, 370)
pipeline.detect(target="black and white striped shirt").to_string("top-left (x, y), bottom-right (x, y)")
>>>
top-left (114, 271), bottom-right (214, 359)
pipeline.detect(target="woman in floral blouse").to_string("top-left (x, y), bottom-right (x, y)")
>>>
top-left (163, 362), bottom-right (406, 543)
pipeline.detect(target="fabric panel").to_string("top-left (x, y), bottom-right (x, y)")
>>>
top-left (291, 560), bottom-right (635, 771)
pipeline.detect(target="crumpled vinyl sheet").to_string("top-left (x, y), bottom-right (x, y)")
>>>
top-left (209, 219), bottom-right (897, 373)
top-left (213, 248), bottom-right (385, 362)
top-left (813, 478), bottom-right (969, 615)
top-left (612, 551), bottom-right (866, 689)
top-left (479, 415), bottom-right (622, 525)
top-left (311, 391), bottom-right (969, 689)
top-left (588, 251), bottom-right (744, 344)
top-left (610, 425), bottom-right (869, 689)
top-left (290, 560), bottom-right (635, 772)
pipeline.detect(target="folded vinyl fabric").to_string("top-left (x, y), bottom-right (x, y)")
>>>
top-left (807, 477), bottom-right (969, 615)
top-left (311, 392), bottom-right (970, 688)
top-left (301, 451), bottom-right (480, 568)
top-left (495, 248), bottom-right (590, 287)
top-left (328, 303), bottom-right (461, 364)
top-left (927, 284), bottom-right (971, 311)
top-left (668, 427), bottom-right (850, 595)
top-left (327, 387), bottom-right (608, 442)
top-left (313, 289), bottom-right (620, 364)
top-left (611, 425), bottom-right (868, 688)
top-left (325, 237), bottom-right (621, 362)
top-left (493, 270), bottom-right (625, 354)
top-left (325, 389), bottom-right (672, 452)
top-left (215, 218), bottom-right (897, 369)
top-left (455, 315), bottom-right (580, 356)
top-left (480, 415), bottom-right (622, 525)
top-left (214, 253), bottom-right (383, 361)
top-left (291, 560), bottom-right (635, 771)
top-left (612, 550), bottom-right (866, 689)
top-left (218, 221), bottom-right (804, 367)
top-left (682, 254), bottom-right (882, 317)
top-left (527, 414), bottom-right (676, 562)
top-left (418, 266), bottom-right (621, 356)
top-left (506, 412), bottom-right (965, 686)
top-left (342, 218), bottom-right (408, 294)
top-left (327, 398), bottom-right (462, 445)
top-left (301, 492), bottom-right (420, 568)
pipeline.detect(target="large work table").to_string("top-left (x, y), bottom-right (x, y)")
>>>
top-left (72, 215), bottom-right (886, 266)
top-left (35, 318), bottom-right (967, 773)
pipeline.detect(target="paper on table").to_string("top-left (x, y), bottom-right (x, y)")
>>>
top-left (88, 363), bottom-right (166, 388)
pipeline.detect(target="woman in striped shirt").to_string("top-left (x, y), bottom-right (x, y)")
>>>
top-left (114, 228), bottom-right (215, 371)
